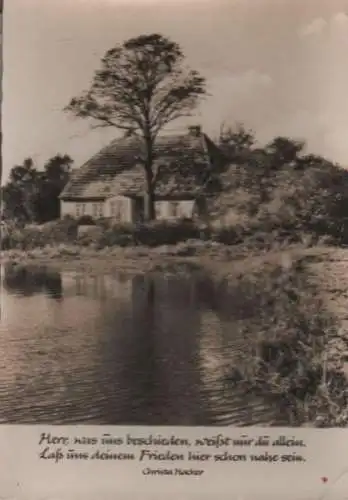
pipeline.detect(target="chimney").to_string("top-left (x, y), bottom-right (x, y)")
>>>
top-left (188, 125), bottom-right (202, 137)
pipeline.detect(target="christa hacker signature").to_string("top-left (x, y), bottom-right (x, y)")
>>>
top-left (142, 467), bottom-right (204, 477)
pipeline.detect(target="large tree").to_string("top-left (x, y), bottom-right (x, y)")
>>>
top-left (36, 154), bottom-right (73, 221)
top-left (2, 158), bottom-right (39, 223)
top-left (65, 33), bottom-right (206, 220)
top-left (2, 154), bottom-right (73, 224)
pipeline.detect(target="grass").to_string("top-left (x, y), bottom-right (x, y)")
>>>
top-left (221, 257), bottom-right (348, 427)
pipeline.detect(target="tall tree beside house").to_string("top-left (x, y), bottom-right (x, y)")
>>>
top-left (64, 33), bottom-right (206, 220)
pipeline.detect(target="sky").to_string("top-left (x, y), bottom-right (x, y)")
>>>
top-left (2, 0), bottom-right (348, 182)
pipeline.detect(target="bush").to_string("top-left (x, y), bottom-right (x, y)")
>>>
top-left (43, 216), bottom-right (78, 243)
top-left (1, 216), bottom-right (79, 250)
top-left (98, 223), bottom-right (135, 248)
top-left (212, 225), bottom-right (247, 245)
top-left (91, 219), bottom-right (203, 248)
top-left (77, 215), bottom-right (95, 226)
top-left (133, 219), bottom-right (201, 247)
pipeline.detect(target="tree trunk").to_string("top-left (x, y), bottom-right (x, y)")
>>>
top-left (143, 133), bottom-right (156, 221)
top-left (144, 187), bottom-right (156, 221)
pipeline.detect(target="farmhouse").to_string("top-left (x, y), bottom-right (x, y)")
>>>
top-left (59, 126), bottom-right (225, 223)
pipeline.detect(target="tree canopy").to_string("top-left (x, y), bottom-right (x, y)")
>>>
top-left (213, 123), bottom-right (348, 238)
top-left (1, 154), bottom-right (73, 224)
top-left (65, 33), bottom-right (207, 220)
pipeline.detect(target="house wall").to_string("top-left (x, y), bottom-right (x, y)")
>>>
top-left (60, 197), bottom-right (134, 222)
top-left (155, 200), bottom-right (195, 220)
top-left (105, 195), bottom-right (133, 223)
top-left (61, 200), bottom-right (106, 219)
top-left (61, 198), bottom-right (196, 222)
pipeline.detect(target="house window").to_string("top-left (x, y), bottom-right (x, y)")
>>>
top-left (110, 200), bottom-right (122, 221)
top-left (169, 201), bottom-right (180, 218)
top-left (155, 203), bottom-right (162, 219)
top-left (92, 202), bottom-right (104, 218)
top-left (97, 203), bottom-right (104, 217)
top-left (76, 203), bottom-right (82, 218)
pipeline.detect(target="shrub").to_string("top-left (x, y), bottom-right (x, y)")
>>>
top-left (211, 225), bottom-right (247, 245)
top-left (98, 223), bottom-right (135, 248)
top-left (77, 215), bottom-right (95, 226)
top-left (92, 219), bottom-right (203, 248)
top-left (43, 216), bottom-right (78, 243)
top-left (133, 220), bottom-right (201, 247)
top-left (1, 216), bottom-right (79, 250)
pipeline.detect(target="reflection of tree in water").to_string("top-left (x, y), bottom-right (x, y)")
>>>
top-left (128, 274), bottom-right (161, 422)
top-left (97, 272), bottom-right (203, 425)
top-left (2, 264), bottom-right (62, 299)
top-left (91, 273), bottom-right (162, 425)
top-left (130, 273), bottom-right (204, 424)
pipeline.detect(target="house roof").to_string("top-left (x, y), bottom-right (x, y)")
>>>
top-left (60, 129), bottom-right (225, 201)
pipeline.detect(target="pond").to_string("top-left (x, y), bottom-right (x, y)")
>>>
top-left (0, 262), bottom-right (289, 425)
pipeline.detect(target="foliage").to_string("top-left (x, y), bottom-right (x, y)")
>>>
top-left (1, 158), bottom-right (39, 223)
top-left (81, 219), bottom-right (203, 248)
top-left (65, 33), bottom-right (206, 220)
top-left (1, 218), bottom-right (204, 251)
top-left (2, 155), bottom-right (73, 224)
top-left (213, 127), bottom-right (348, 244)
top-left (35, 154), bottom-right (73, 221)
top-left (1, 216), bottom-right (78, 250)
top-left (218, 122), bottom-right (256, 163)
top-left (77, 215), bottom-right (96, 226)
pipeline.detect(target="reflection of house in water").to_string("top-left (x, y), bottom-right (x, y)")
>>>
top-left (61, 271), bottom-right (134, 302)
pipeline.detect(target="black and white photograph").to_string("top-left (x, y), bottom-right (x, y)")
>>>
top-left (1, 0), bottom-right (348, 428)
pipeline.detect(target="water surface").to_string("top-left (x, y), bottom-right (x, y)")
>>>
top-left (0, 263), bottom-right (285, 425)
